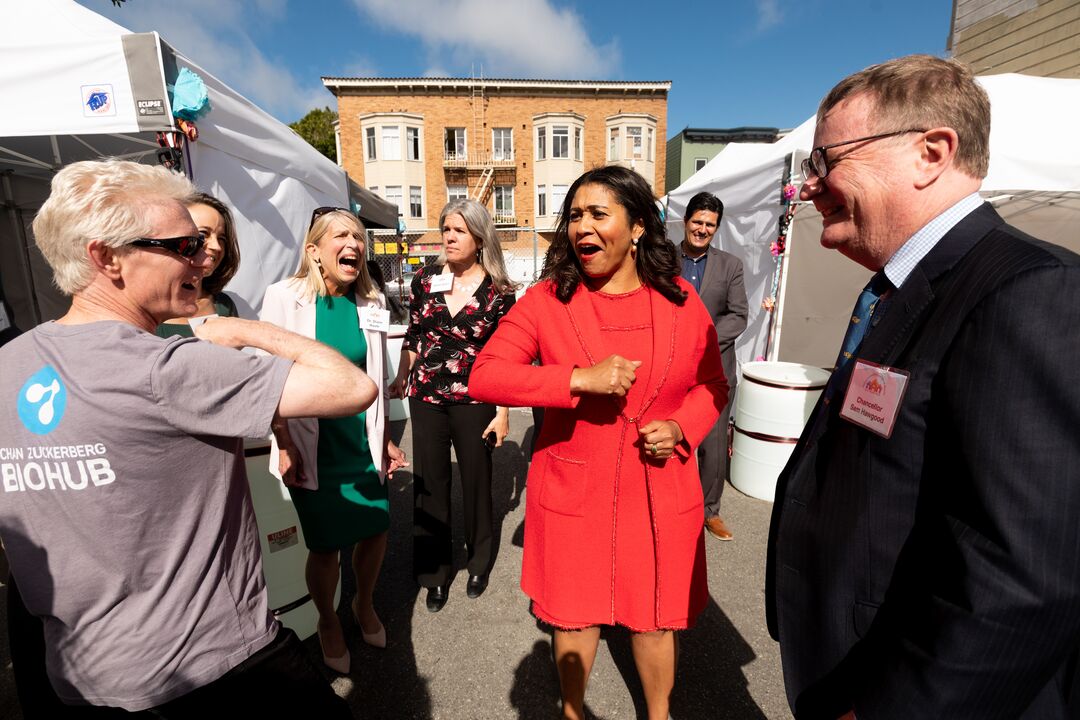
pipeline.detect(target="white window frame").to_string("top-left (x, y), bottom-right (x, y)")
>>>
top-left (551, 184), bottom-right (569, 213)
top-left (536, 126), bottom-right (546, 160)
top-left (609, 127), bottom-right (619, 161)
top-left (445, 128), bottom-right (466, 158)
top-left (626, 126), bottom-right (643, 159)
top-left (381, 126), bottom-right (401, 161)
top-left (409, 186), bottom-right (423, 218)
top-left (492, 128), bottom-right (513, 161)
top-left (447, 184), bottom-right (468, 201)
top-left (384, 185), bottom-right (403, 211)
top-left (552, 126), bottom-right (569, 159)
top-left (694, 157), bottom-right (708, 172)
top-left (647, 128), bottom-right (654, 161)
top-left (365, 127), bottom-right (377, 161)
top-left (494, 185), bottom-right (514, 214)
top-left (574, 127), bottom-right (582, 161)
top-left (537, 184), bottom-right (547, 216)
top-left (406, 126), bottom-right (421, 161)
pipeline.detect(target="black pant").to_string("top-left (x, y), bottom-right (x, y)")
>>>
top-left (8, 581), bottom-right (350, 720)
top-left (410, 399), bottom-right (496, 587)
top-left (698, 386), bottom-right (735, 519)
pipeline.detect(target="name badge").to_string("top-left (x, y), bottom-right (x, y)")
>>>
top-left (187, 314), bottom-right (218, 329)
top-left (360, 306), bottom-right (390, 333)
top-left (839, 359), bottom-right (910, 439)
top-left (429, 273), bottom-right (453, 293)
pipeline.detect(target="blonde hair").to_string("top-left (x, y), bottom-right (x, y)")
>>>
top-left (819, 54), bottom-right (990, 179)
top-left (437, 199), bottom-right (520, 294)
top-left (32, 160), bottom-right (196, 294)
top-left (292, 209), bottom-right (378, 301)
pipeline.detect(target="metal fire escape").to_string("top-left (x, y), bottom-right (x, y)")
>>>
top-left (441, 67), bottom-right (515, 223)
top-left (470, 68), bottom-right (495, 204)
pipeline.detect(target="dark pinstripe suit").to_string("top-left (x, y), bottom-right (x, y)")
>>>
top-left (766, 203), bottom-right (1080, 719)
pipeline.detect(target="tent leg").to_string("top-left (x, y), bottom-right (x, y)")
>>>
top-left (1, 171), bottom-right (42, 325)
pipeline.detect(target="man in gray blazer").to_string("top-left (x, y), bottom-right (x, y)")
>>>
top-left (679, 191), bottom-right (748, 540)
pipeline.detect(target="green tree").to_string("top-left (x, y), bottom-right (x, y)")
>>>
top-left (290, 107), bottom-right (339, 163)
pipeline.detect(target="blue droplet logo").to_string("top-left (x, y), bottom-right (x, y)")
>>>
top-left (17, 366), bottom-right (67, 435)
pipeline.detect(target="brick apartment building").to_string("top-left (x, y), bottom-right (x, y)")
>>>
top-left (323, 77), bottom-right (671, 239)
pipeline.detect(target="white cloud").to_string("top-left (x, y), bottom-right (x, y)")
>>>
top-left (80, 0), bottom-right (331, 122)
top-left (349, 0), bottom-right (620, 78)
top-left (757, 0), bottom-right (782, 31)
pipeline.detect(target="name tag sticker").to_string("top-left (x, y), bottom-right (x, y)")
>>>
top-left (429, 273), bottom-right (453, 293)
top-left (360, 306), bottom-right (390, 333)
top-left (839, 359), bottom-right (910, 439)
top-left (187, 314), bottom-right (218, 329)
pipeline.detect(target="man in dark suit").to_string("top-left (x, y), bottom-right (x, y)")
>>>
top-left (679, 191), bottom-right (747, 541)
top-left (766, 55), bottom-right (1080, 719)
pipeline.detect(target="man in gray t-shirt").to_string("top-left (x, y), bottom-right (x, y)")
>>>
top-left (1, 160), bottom-right (377, 715)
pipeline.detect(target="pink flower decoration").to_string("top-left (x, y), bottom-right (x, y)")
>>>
top-left (761, 296), bottom-right (776, 311)
top-left (770, 242), bottom-right (780, 257)
top-left (783, 184), bottom-right (797, 201)
top-left (755, 355), bottom-right (766, 362)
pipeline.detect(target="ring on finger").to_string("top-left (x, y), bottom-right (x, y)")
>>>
top-left (651, 443), bottom-right (659, 454)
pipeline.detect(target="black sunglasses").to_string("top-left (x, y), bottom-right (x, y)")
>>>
top-left (129, 235), bottom-right (205, 258)
top-left (801, 128), bottom-right (927, 180)
top-left (309, 206), bottom-right (352, 230)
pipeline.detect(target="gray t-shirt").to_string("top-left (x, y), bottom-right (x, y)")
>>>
top-left (0, 320), bottom-right (292, 710)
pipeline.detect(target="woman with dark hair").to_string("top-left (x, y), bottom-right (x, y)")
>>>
top-left (156, 192), bottom-right (240, 336)
top-left (390, 198), bottom-right (518, 613)
top-left (470, 165), bottom-right (728, 719)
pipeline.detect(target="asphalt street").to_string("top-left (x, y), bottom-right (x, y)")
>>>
top-left (1, 409), bottom-right (791, 719)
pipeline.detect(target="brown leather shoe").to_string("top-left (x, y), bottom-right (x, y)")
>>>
top-left (705, 516), bottom-right (733, 541)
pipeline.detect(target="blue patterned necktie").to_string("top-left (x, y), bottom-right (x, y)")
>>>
top-left (823, 271), bottom-right (892, 402)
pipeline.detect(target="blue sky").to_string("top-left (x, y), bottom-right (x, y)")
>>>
top-left (81, 0), bottom-right (954, 135)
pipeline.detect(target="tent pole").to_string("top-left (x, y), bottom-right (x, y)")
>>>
top-left (1, 170), bottom-right (42, 325)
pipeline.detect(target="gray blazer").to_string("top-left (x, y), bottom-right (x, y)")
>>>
top-left (694, 245), bottom-right (748, 388)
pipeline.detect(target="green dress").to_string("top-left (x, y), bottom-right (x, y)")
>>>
top-left (154, 295), bottom-right (238, 338)
top-left (289, 292), bottom-right (389, 551)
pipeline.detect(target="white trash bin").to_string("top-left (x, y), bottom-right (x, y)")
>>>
top-left (245, 438), bottom-right (337, 640)
top-left (730, 362), bottom-right (831, 501)
top-left (387, 324), bottom-right (409, 421)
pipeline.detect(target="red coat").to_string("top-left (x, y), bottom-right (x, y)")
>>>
top-left (470, 278), bottom-right (728, 630)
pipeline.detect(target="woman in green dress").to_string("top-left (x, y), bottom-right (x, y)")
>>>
top-left (155, 192), bottom-right (240, 337)
top-left (260, 208), bottom-right (408, 673)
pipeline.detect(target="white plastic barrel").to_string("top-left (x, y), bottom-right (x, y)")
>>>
top-left (387, 324), bottom-right (409, 421)
top-left (730, 361), bottom-right (831, 501)
top-left (244, 438), bottom-right (337, 640)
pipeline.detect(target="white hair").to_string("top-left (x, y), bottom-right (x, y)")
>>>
top-left (32, 160), bottom-right (196, 294)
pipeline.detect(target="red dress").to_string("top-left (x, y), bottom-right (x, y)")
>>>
top-left (470, 278), bottom-right (728, 631)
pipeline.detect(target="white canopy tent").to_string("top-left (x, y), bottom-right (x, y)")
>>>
top-left (665, 73), bottom-right (1080, 370)
top-left (0, 0), bottom-right (396, 332)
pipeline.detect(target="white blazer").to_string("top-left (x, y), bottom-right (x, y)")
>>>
top-left (259, 278), bottom-right (390, 490)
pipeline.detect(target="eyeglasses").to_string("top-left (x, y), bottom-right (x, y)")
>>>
top-left (309, 206), bottom-right (352, 230)
top-left (801, 128), bottom-right (927, 180)
top-left (129, 235), bottom-right (205, 258)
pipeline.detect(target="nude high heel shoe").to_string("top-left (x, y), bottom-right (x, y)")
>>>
top-left (352, 597), bottom-right (386, 649)
top-left (317, 627), bottom-right (351, 673)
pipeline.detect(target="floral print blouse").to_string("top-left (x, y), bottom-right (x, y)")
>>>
top-left (404, 264), bottom-right (517, 405)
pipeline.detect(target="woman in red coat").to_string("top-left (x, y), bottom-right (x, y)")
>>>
top-left (470, 166), bottom-right (728, 719)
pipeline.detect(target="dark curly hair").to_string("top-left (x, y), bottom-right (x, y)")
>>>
top-left (541, 165), bottom-right (686, 306)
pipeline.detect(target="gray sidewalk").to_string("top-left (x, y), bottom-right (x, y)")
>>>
top-left (0, 409), bottom-right (792, 719)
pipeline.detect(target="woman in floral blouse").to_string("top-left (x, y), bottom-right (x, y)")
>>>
top-left (391, 199), bottom-right (518, 612)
